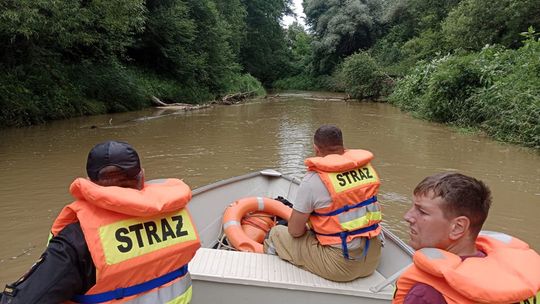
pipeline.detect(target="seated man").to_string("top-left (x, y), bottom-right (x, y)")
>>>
top-left (394, 172), bottom-right (540, 304)
top-left (1, 140), bottom-right (201, 304)
top-left (264, 124), bottom-right (382, 282)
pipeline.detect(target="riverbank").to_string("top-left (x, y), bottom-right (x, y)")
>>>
top-left (272, 36), bottom-right (540, 150)
top-left (0, 63), bottom-right (266, 128)
top-left (388, 37), bottom-right (540, 150)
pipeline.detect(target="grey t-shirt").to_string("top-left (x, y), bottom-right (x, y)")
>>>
top-left (294, 171), bottom-right (332, 213)
top-left (294, 171), bottom-right (363, 249)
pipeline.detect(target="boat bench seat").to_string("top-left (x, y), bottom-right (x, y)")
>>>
top-left (189, 248), bottom-right (394, 299)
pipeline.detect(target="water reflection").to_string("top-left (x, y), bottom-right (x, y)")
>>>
top-left (277, 117), bottom-right (312, 177)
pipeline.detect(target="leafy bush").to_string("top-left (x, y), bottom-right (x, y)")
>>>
top-left (470, 32), bottom-right (540, 147)
top-left (273, 74), bottom-right (319, 90)
top-left (389, 32), bottom-right (540, 148)
top-left (223, 73), bottom-right (266, 97)
top-left (336, 52), bottom-right (389, 99)
top-left (421, 55), bottom-right (485, 123)
top-left (71, 61), bottom-right (149, 112)
top-left (442, 0), bottom-right (540, 51)
top-left (0, 62), bottom-right (88, 127)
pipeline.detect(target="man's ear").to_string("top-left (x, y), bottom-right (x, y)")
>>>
top-left (138, 168), bottom-right (145, 190)
top-left (313, 144), bottom-right (321, 156)
top-left (449, 216), bottom-right (470, 240)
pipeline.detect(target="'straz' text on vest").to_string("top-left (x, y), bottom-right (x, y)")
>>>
top-left (116, 215), bottom-right (188, 252)
top-left (336, 167), bottom-right (374, 187)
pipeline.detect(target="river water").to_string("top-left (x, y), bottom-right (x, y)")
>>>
top-left (1, 92), bottom-right (538, 286)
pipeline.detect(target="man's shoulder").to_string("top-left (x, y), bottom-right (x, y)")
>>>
top-left (59, 222), bottom-right (84, 237)
top-left (53, 222), bottom-right (88, 253)
top-left (301, 171), bottom-right (322, 184)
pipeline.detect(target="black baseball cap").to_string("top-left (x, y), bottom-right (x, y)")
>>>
top-left (86, 141), bottom-right (141, 181)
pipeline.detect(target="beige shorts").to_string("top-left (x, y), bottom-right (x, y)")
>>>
top-left (263, 225), bottom-right (382, 282)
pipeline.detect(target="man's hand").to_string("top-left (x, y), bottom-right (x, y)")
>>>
top-left (288, 209), bottom-right (311, 237)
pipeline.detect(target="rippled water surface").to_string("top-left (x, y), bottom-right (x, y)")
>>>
top-left (1, 92), bottom-right (539, 286)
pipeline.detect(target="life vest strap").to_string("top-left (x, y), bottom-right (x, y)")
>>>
top-left (313, 223), bottom-right (379, 259)
top-left (311, 196), bottom-right (377, 217)
top-left (72, 264), bottom-right (189, 304)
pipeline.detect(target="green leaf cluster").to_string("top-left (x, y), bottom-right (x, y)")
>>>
top-left (304, 0), bottom-right (385, 74)
top-left (389, 36), bottom-right (540, 148)
top-left (335, 52), bottom-right (389, 99)
top-left (0, 0), bottom-right (299, 127)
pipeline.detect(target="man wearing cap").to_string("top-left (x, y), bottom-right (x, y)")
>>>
top-left (1, 141), bottom-right (201, 304)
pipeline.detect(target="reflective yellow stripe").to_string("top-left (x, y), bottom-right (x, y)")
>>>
top-left (99, 209), bottom-right (197, 265)
top-left (124, 273), bottom-right (192, 304)
top-left (166, 286), bottom-right (192, 304)
top-left (327, 163), bottom-right (379, 193)
top-left (47, 232), bottom-right (53, 245)
top-left (340, 212), bottom-right (382, 231)
top-left (338, 203), bottom-right (380, 223)
top-left (520, 290), bottom-right (539, 304)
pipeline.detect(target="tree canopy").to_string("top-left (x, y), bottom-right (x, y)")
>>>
top-left (304, 0), bottom-right (384, 74)
top-left (1, 0), bottom-right (539, 148)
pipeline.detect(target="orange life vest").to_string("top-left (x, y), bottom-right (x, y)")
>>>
top-left (305, 149), bottom-right (381, 258)
top-left (51, 178), bottom-right (201, 303)
top-left (393, 232), bottom-right (540, 304)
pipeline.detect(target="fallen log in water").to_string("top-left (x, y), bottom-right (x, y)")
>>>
top-left (215, 90), bottom-right (256, 105)
top-left (268, 93), bottom-right (353, 102)
top-left (151, 96), bottom-right (211, 110)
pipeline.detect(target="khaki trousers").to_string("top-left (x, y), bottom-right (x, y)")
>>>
top-left (263, 225), bottom-right (382, 282)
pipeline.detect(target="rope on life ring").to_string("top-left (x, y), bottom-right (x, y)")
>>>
top-left (223, 196), bottom-right (292, 253)
top-left (241, 212), bottom-right (276, 243)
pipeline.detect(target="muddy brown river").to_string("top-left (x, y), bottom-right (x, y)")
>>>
top-left (1, 92), bottom-right (538, 286)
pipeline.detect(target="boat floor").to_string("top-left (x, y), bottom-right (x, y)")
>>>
top-left (190, 248), bottom-right (393, 301)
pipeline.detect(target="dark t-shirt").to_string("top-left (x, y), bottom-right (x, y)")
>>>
top-left (403, 251), bottom-right (486, 304)
top-left (0, 223), bottom-right (95, 304)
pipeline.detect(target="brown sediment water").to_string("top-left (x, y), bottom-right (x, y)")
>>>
top-left (1, 92), bottom-right (538, 286)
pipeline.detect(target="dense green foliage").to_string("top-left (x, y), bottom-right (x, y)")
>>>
top-left (239, 0), bottom-right (294, 86)
top-left (280, 0), bottom-right (539, 147)
top-left (442, 0), bottom-right (540, 51)
top-left (0, 0), bottom-right (148, 126)
top-left (389, 33), bottom-right (540, 148)
top-left (0, 0), bottom-right (296, 127)
top-left (2, 0), bottom-right (538, 148)
top-left (335, 52), bottom-right (389, 99)
top-left (304, 0), bottom-right (385, 74)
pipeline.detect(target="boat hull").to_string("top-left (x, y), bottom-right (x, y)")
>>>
top-left (188, 170), bottom-right (413, 303)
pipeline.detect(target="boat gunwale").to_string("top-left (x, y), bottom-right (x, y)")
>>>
top-left (191, 169), bottom-right (300, 196)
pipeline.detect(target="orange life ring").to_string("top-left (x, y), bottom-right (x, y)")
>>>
top-left (223, 197), bottom-right (292, 253)
top-left (241, 212), bottom-right (276, 243)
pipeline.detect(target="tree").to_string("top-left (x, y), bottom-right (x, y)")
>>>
top-left (304, 0), bottom-right (385, 74)
top-left (376, 0), bottom-right (462, 64)
top-left (0, 0), bottom-right (146, 65)
top-left (239, 0), bottom-right (294, 86)
top-left (215, 0), bottom-right (247, 59)
top-left (286, 22), bottom-right (314, 74)
top-left (442, 0), bottom-right (540, 51)
top-left (128, 0), bottom-right (196, 77)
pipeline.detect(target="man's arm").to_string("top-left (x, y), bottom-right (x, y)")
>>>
top-left (0, 223), bottom-right (95, 304)
top-left (288, 209), bottom-right (311, 237)
top-left (288, 172), bottom-right (328, 237)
